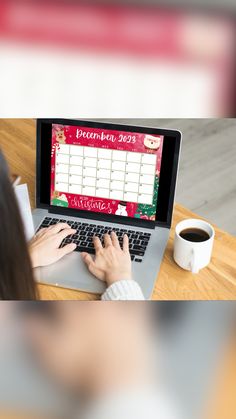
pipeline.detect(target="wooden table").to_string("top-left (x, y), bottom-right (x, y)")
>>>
top-left (1, 119), bottom-right (236, 300)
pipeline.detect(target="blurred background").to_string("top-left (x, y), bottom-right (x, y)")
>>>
top-left (0, 302), bottom-right (235, 419)
top-left (0, 0), bottom-right (235, 118)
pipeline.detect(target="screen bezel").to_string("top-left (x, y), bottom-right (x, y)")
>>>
top-left (36, 119), bottom-right (181, 229)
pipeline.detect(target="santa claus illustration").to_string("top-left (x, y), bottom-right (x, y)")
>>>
top-left (144, 135), bottom-right (161, 153)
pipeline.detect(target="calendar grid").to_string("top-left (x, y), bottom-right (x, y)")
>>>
top-left (94, 147), bottom-right (99, 197)
top-left (108, 150), bottom-right (112, 196)
top-left (55, 144), bottom-right (157, 205)
top-left (80, 146), bottom-right (84, 196)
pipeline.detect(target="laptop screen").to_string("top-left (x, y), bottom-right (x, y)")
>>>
top-left (37, 120), bottom-right (181, 227)
top-left (50, 123), bottom-right (164, 222)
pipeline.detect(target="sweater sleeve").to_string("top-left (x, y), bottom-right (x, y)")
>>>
top-left (82, 387), bottom-right (179, 419)
top-left (101, 280), bottom-right (145, 301)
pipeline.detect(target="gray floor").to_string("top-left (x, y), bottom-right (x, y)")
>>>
top-left (100, 119), bottom-right (236, 236)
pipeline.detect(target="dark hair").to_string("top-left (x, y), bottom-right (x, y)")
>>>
top-left (0, 150), bottom-right (37, 300)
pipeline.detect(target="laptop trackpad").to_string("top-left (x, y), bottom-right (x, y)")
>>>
top-left (34, 251), bottom-right (106, 295)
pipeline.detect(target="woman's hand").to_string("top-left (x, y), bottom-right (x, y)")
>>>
top-left (81, 232), bottom-right (132, 286)
top-left (29, 223), bottom-right (76, 268)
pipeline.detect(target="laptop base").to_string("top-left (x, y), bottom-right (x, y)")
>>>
top-left (32, 208), bottom-right (170, 299)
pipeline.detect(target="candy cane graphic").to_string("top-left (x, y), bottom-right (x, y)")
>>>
top-left (51, 143), bottom-right (61, 158)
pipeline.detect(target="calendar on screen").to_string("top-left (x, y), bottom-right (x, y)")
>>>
top-left (50, 124), bottom-right (164, 221)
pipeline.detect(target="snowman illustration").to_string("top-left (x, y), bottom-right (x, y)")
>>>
top-left (115, 201), bottom-right (128, 216)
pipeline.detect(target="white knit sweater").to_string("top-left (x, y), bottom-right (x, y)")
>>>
top-left (83, 387), bottom-right (179, 419)
top-left (101, 280), bottom-right (145, 301)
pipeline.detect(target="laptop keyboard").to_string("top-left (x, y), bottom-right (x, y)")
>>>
top-left (36, 217), bottom-right (152, 263)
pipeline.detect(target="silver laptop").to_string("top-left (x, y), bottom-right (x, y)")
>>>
top-left (33, 119), bottom-right (181, 299)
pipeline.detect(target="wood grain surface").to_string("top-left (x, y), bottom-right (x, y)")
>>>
top-left (0, 119), bottom-right (236, 300)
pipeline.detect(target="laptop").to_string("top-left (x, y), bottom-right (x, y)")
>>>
top-left (33, 119), bottom-right (181, 299)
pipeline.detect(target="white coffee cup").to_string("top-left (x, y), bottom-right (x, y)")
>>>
top-left (173, 219), bottom-right (215, 274)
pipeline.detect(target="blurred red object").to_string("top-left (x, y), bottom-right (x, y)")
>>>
top-left (0, 0), bottom-right (235, 117)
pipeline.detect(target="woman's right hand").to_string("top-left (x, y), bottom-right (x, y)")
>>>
top-left (81, 232), bottom-right (132, 286)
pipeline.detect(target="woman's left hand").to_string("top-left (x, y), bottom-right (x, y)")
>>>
top-left (29, 223), bottom-right (76, 268)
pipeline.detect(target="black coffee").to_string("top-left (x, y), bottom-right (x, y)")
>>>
top-left (180, 228), bottom-right (210, 242)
